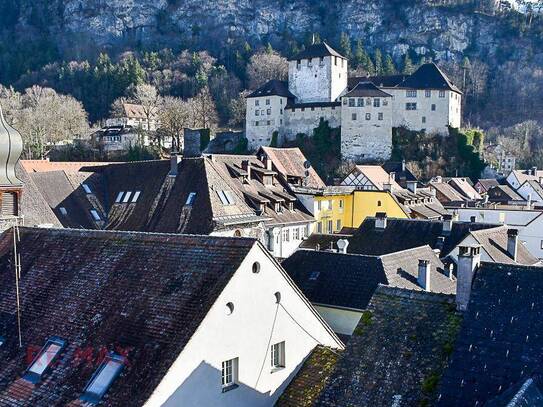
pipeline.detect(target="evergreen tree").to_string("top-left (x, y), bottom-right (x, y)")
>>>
top-left (339, 32), bottom-right (352, 60)
top-left (354, 39), bottom-right (373, 74)
top-left (373, 49), bottom-right (383, 75)
top-left (265, 42), bottom-right (274, 55)
top-left (384, 54), bottom-right (396, 75)
top-left (402, 53), bottom-right (415, 75)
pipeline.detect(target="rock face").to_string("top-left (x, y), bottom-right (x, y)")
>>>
top-left (12, 0), bottom-right (540, 66)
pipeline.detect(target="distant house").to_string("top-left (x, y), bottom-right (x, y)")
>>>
top-left (382, 160), bottom-right (418, 189)
top-left (486, 184), bottom-right (524, 204)
top-left (517, 179), bottom-right (543, 203)
top-left (447, 177), bottom-right (482, 201)
top-left (474, 178), bottom-right (499, 195)
top-left (90, 126), bottom-right (142, 157)
top-left (0, 227), bottom-right (343, 406)
top-left (341, 164), bottom-right (401, 191)
top-left (282, 246), bottom-right (455, 335)
top-left (105, 102), bottom-right (160, 131)
top-left (430, 178), bottom-right (470, 205)
top-left (506, 167), bottom-right (543, 190)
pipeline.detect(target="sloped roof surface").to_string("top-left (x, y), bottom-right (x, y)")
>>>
top-left (299, 233), bottom-right (352, 251)
top-left (524, 180), bottom-right (543, 200)
top-left (399, 63), bottom-right (461, 93)
top-left (488, 185), bottom-right (524, 202)
top-left (314, 286), bottom-right (460, 406)
top-left (476, 178), bottom-right (500, 191)
top-left (247, 80), bottom-right (295, 99)
top-left (122, 103), bottom-right (158, 120)
top-left (348, 75), bottom-right (407, 88)
top-left (348, 165), bottom-right (402, 190)
top-left (290, 42), bottom-right (344, 60)
top-left (342, 82), bottom-right (392, 98)
top-left (0, 227), bottom-right (256, 406)
top-left (437, 262), bottom-right (543, 406)
top-left (510, 169), bottom-right (543, 187)
top-left (448, 177), bottom-right (482, 200)
top-left (430, 181), bottom-right (468, 203)
top-left (382, 161), bottom-right (417, 186)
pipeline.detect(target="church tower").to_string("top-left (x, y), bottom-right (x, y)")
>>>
top-left (287, 42), bottom-right (348, 103)
top-left (0, 105), bottom-right (23, 230)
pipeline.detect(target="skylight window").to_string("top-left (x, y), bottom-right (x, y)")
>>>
top-left (24, 337), bottom-right (66, 383)
top-left (217, 190), bottom-right (235, 205)
top-left (59, 207), bottom-right (68, 216)
top-left (185, 192), bottom-right (196, 206)
top-left (122, 191), bottom-right (132, 203)
top-left (115, 192), bottom-right (124, 203)
top-left (90, 209), bottom-right (101, 221)
top-left (0, 336), bottom-right (4, 347)
top-left (80, 353), bottom-right (125, 404)
top-left (131, 191), bottom-right (141, 203)
top-left (82, 184), bottom-right (92, 194)
top-left (309, 271), bottom-right (320, 281)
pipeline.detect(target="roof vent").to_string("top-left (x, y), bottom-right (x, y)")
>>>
top-left (336, 239), bottom-right (349, 254)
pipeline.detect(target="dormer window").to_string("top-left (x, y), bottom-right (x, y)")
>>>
top-left (24, 337), bottom-right (66, 383)
top-left (288, 202), bottom-right (294, 211)
top-left (185, 192), bottom-right (196, 206)
top-left (80, 353), bottom-right (125, 404)
top-left (90, 210), bottom-right (101, 221)
top-left (275, 202), bottom-right (282, 212)
top-left (82, 184), bottom-right (92, 194)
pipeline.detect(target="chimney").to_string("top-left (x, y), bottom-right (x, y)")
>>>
top-left (436, 236), bottom-right (445, 253)
top-left (183, 128), bottom-right (201, 158)
top-left (539, 177), bottom-right (543, 185)
top-left (389, 172), bottom-right (396, 182)
top-left (375, 212), bottom-right (387, 230)
top-left (507, 228), bottom-right (518, 261)
top-left (442, 214), bottom-right (453, 233)
top-left (401, 159), bottom-right (406, 172)
top-left (336, 239), bottom-right (349, 254)
top-left (241, 160), bottom-right (252, 180)
top-left (418, 259), bottom-right (431, 291)
top-left (527, 193), bottom-right (532, 209)
top-left (169, 152), bottom-right (181, 177)
top-left (382, 183), bottom-right (392, 192)
top-left (456, 245), bottom-right (481, 311)
top-left (406, 180), bottom-right (418, 194)
top-left (265, 155), bottom-right (273, 171)
top-left (531, 166), bottom-right (538, 176)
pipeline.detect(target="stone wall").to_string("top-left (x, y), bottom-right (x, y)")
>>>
top-left (245, 95), bottom-right (286, 150)
top-left (283, 105), bottom-right (341, 140)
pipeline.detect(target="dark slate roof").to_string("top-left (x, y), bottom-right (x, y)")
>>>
top-left (430, 181), bottom-right (469, 204)
top-left (476, 178), bottom-right (500, 192)
top-left (246, 80), bottom-right (295, 99)
top-left (282, 246), bottom-right (454, 311)
top-left (0, 227), bottom-right (256, 406)
top-left (290, 42), bottom-right (345, 61)
top-left (276, 346), bottom-right (342, 407)
top-left (299, 233), bottom-right (352, 251)
top-left (469, 226), bottom-right (540, 265)
top-left (284, 101), bottom-right (341, 110)
top-left (437, 262), bottom-right (543, 406)
top-left (399, 63), bottom-right (462, 93)
top-left (348, 75), bottom-right (408, 89)
top-left (347, 217), bottom-right (498, 257)
top-left (313, 285), bottom-right (461, 406)
top-left (15, 164), bottom-right (61, 228)
top-left (487, 185), bottom-right (524, 202)
top-left (342, 82), bottom-right (392, 98)
top-left (485, 374), bottom-right (543, 407)
top-left (382, 161), bottom-right (418, 187)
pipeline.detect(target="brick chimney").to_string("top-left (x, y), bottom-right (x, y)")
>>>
top-left (418, 259), bottom-right (431, 291)
top-left (183, 128), bottom-right (201, 158)
top-left (442, 214), bottom-right (453, 233)
top-left (375, 212), bottom-right (387, 230)
top-left (336, 239), bottom-right (349, 254)
top-left (456, 245), bottom-right (481, 311)
top-left (407, 180), bottom-right (418, 194)
top-left (507, 228), bottom-right (518, 262)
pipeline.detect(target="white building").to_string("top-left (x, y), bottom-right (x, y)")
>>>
top-left (106, 102), bottom-right (160, 131)
top-left (245, 42), bottom-right (462, 162)
top-left (506, 167), bottom-right (543, 190)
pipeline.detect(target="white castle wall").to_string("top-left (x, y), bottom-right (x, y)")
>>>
top-left (283, 105), bottom-right (341, 140)
top-left (245, 95), bottom-right (287, 150)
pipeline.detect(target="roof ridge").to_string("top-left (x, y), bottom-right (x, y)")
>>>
top-left (375, 284), bottom-right (456, 303)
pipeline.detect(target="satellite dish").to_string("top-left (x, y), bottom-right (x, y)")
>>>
top-left (303, 160), bottom-right (311, 169)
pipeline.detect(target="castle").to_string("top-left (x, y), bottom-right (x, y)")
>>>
top-left (245, 42), bottom-right (462, 161)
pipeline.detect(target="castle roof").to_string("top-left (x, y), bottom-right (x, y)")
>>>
top-left (399, 63), bottom-right (462, 93)
top-left (342, 81), bottom-right (393, 98)
top-left (349, 74), bottom-right (407, 89)
top-left (289, 42), bottom-right (345, 61)
top-left (246, 80), bottom-right (295, 99)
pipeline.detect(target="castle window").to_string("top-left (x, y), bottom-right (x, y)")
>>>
top-left (267, 108), bottom-right (271, 115)
top-left (425, 90), bottom-right (431, 97)
top-left (406, 103), bottom-right (417, 111)
top-left (296, 60), bottom-right (301, 69)
top-left (261, 110), bottom-right (265, 115)
top-left (280, 119), bottom-right (283, 124)
top-left (422, 116), bottom-right (426, 123)
top-left (373, 98), bottom-right (380, 107)
top-left (366, 113), bottom-right (371, 120)
top-left (348, 98), bottom-right (355, 107)
top-left (383, 100), bottom-right (388, 106)
top-left (255, 110), bottom-right (260, 116)
top-left (255, 100), bottom-right (260, 106)
top-left (439, 90), bottom-right (446, 98)
top-left (334, 56), bottom-right (338, 66)
top-left (366, 98), bottom-right (371, 105)
top-left (343, 99), bottom-right (347, 105)
top-left (357, 98), bottom-right (364, 107)
top-left (266, 99), bottom-right (270, 105)
top-left (280, 109), bottom-right (283, 114)
top-left (280, 99), bottom-right (283, 105)
top-left (352, 113), bottom-right (357, 120)
top-left (301, 108), bottom-right (305, 112)
top-left (267, 120), bottom-right (271, 125)
top-left (431, 104), bottom-right (436, 111)
top-left (255, 121), bottom-right (259, 126)
top-left (308, 59), bottom-right (312, 67)
top-left (331, 106), bottom-right (335, 110)
top-left (378, 112), bottom-right (383, 121)
top-left (327, 220), bottom-right (333, 233)
top-left (319, 57), bottom-right (324, 65)
top-left (406, 90), bottom-right (417, 97)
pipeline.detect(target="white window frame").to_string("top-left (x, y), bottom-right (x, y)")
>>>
top-left (185, 192), bottom-right (197, 206)
top-left (82, 184), bottom-right (92, 194)
top-left (131, 191), bottom-right (141, 203)
top-left (221, 358), bottom-right (239, 391)
top-left (90, 209), bottom-right (101, 221)
top-left (122, 191), bottom-right (132, 203)
top-left (271, 341), bottom-right (285, 369)
top-left (115, 192), bottom-right (124, 203)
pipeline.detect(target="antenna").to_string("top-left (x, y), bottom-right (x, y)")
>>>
top-left (13, 225), bottom-right (22, 348)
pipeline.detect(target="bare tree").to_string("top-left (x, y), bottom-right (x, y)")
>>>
top-left (158, 96), bottom-right (192, 151)
top-left (190, 86), bottom-right (218, 130)
top-left (247, 51), bottom-right (288, 89)
top-left (109, 97), bottom-right (128, 118)
top-left (228, 90), bottom-right (249, 128)
top-left (129, 83), bottom-right (160, 131)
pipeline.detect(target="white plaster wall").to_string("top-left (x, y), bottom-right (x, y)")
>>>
top-left (517, 183), bottom-right (543, 202)
top-left (506, 172), bottom-right (522, 189)
top-left (330, 57), bottom-right (348, 102)
top-left (288, 57), bottom-right (332, 103)
top-left (144, 244), bottom-right (343, 407)
top-left (267, 223), bottom-right (313, 259)
top-left (283, 106), bottom-right (341, 140)
top-left (518, 216), bottom-right (543, 259)
top-left (455, 208), bottom-right (540, 226)
top-left (340, 95), bottom-right (393, 161)
top-left (387, 89), bottom-right (461, 134)
top-left (447, 233), bottom-right (498, 263)
top-left (245, 96), bottom-right (287, 151)
top-left (314, 305), bottom-right (363, 336)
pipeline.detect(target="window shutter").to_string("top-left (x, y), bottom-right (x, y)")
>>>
top-left (1, 192), bottom-right (17, 216)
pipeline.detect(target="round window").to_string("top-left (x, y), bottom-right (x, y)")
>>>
top-left (226, 302), bottom-right (234, 315)
top-left (252, 262), bottom-right (261, 274)
top-left (274, 292), bottom-right (281, 304)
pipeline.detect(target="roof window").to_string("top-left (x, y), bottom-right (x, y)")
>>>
top-left (185, 192), bottom-right (197, 206)
top-left (80, 353), bottom-right (125, 404)
top-left (90, 210), bottom-right (101, 221)
top-left (24, 337), bottom-right (66, 383)
top-left (217, 190), bottom-right (235, 205)
top-left (82, 184), bottom-right (92, 194)
top-left (131, 191), bottom-right (141, 203)
top-left (122, 191), bottom-right (132, 203)
top-left (115, 192), bottom-right (124, 203)
top-left (59, 207), bottom-right (68, 216)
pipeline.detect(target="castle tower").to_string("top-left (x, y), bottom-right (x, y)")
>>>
top-left (287, 42), bottom-right (348, 103)
top-left (0, 105), bottom-right (23, 230)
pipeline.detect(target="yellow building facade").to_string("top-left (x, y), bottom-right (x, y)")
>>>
top-left (314, 190), bottom-right (408, 233)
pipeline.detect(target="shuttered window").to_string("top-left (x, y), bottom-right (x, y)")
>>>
top-left (1, 192), bottom-right (17, 216)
